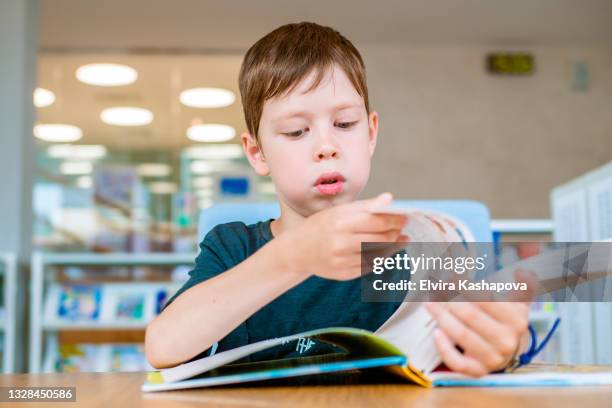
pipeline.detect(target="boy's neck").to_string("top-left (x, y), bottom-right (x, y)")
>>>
top-left (270, 200), bottom-right (308, 238)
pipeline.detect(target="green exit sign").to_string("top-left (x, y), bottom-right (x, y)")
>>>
top-left (487, 53), bottom-right (534, 75)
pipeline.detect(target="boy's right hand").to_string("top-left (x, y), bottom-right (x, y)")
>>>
top-left (286, 193), bottom-right (408, 281)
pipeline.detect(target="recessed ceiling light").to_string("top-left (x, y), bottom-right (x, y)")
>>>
top-left (34, 88), bottom-right (55, 108)
top-left (60, 161), bottom-right (93, 175)
top-left (180, 87), bottom-right (235, 108)
top-left (47, 144), bottom-right (107, 160)
top-left (100, 107), bottom-right (153, 126)
top-left (76, 63), bottom-right (138, 87)
top-left (137, 163), bottom-right (172, 177)
top-left (149, 181), bottom-right (177, 194)
top-left (184, 144), bottom-right (243, 159)
top-left (186, 124), bottom-right (235, 142)
top-left (34, 124), bottom-right (82, 143)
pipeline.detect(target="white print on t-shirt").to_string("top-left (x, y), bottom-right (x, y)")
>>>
top-left (295, 337), bottom-right (315, 354)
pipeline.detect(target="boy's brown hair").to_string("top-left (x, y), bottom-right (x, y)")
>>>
top-left (239, 22), bottom-right (370, 141)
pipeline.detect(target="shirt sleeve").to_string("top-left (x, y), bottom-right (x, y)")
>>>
top-left (161, 224), bottom-right (250, 361)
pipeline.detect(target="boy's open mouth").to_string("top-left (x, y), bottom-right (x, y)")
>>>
top-left (314, 172), bottom-right (346, 196)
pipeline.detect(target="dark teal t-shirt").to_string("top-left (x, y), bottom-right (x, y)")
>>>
top-left (165, 219), bottom-right (402, 362)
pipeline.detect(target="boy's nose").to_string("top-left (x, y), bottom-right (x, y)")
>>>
top-left (314, 144), bottom-right (339, 161)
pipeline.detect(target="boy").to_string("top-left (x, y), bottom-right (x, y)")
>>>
top-left (146, 22), bottom-right (531, 377)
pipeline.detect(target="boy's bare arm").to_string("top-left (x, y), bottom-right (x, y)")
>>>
top-left (145, 234), bottom-right (308, 369)
top-left (145, 193), bottom-right (407, 369)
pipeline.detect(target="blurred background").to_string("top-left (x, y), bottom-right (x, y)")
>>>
top-left (0, 0), bottom-right (611, 374)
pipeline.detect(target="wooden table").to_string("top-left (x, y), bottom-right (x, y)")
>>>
top-left (1, 366), bottom-right (612, 408)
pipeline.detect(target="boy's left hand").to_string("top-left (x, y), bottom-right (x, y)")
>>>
top-left (426, 301), bottom-right (530, 377)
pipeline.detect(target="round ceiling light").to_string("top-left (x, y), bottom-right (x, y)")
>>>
top-left (186, 124), bottom-right (235, 142)
top-left (34, 88), bottom-right (56, 108)
top-left (34, 124), bottom-right (83, 143)
top-left (76, 63), bottom-right (138, 87)
top-left (180, 87), bottom-right (235, 108)
top-left (100, 107), bottom-right (153, 126)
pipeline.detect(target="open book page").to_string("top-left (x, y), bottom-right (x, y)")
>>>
top-left (492, 243), bottom-right (612, 297)
top-left (157, 327), bottom-right (406, 384)
top-left (429, 367), bottom-right (612, 387)
top-left (371, 206), bottom-right (476, 243)
top-left (372, 206), bottom-right (475, 375)
top-left (159, 332), bottom-right (305, 383)
top-left (375, 303), bottom-right (441, 375)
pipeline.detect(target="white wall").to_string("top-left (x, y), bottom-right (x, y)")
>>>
top-left (360, 45), bottom-right (612, 218)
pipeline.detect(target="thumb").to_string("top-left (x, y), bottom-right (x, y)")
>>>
top-left (357, 192), bottom-right (393, 212)
top-left (503, 268), bottom-right (537, 304)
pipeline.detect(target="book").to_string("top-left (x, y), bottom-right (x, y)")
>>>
top-left (142, 326), bottom-right (431, 392)
top-left (54, 343), bottom-right (152, 373)
top-left (114, 291), bottom-right (146, 322)
top-left (141, 206), bottom-right (612, 391)
top-left (55, 344), bottom-right (108, 373)
top-left (141, 325), bottom-right (612, 392)
top-left (142, 298), bottom-right (442, 392)
top-left (57, 285), bottom-right (102, 321)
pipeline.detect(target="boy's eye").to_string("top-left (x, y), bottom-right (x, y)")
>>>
top-left (282, 128), bottom-right (306, 138)
top-left (336, 121), bottom-right (358, 129)
top-left (281, 121), bottom-right (357, 137)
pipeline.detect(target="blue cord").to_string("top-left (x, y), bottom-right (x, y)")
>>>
top-left (518, 317), bottom-right (561, 366)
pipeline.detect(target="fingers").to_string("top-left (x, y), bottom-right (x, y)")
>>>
top-left (341, 212), bottom-right (408, 233)
top-left (446, 303), bottom-right (519, 365)
top-left (426, 303), bottom-right (504, 373)
top-left (354, 231), bottom-right (407, 245)
top-left (510, 269), bottom-right (537, 303)
top-left (433, 329), bottom-right (488, 378)
top-left (427, 301), bottom-right (530, 375)
top-left (354, 192), bottom-right (393, 211)
top-left (476, 302), bottom-right (530, 337)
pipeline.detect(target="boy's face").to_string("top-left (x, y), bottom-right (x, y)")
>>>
top-left (242, 64), bottom-right (379, 217)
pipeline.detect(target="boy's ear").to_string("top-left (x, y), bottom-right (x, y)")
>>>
top-left (367, 111), bottom-right (379, 156)
top-left (241, 132), bottom-right (270, 176)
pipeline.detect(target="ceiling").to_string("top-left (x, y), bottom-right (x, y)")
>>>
top-left (37, 54), bottom-right (245, 150)
top-left (36, 0), bottom-right (612, 151)
top-left (40, 0), bottom-right (612, 51)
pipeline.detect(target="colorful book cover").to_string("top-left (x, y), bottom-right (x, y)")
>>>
top-left (57, 285), bottom-right (102, 321)
top-left (155, 289), bottom-right (168, 315)
top-left (56, 344), bottom-right (104, 373)
top-left (114, 292), bottom-right (145, 321)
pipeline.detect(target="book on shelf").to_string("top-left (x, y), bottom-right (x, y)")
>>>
top-left (57, 285), bottom-right (102, 321)
top-left (44, 283), bottom-right (179, 325)
top-left (54, 343), bottom-right (151, 373)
